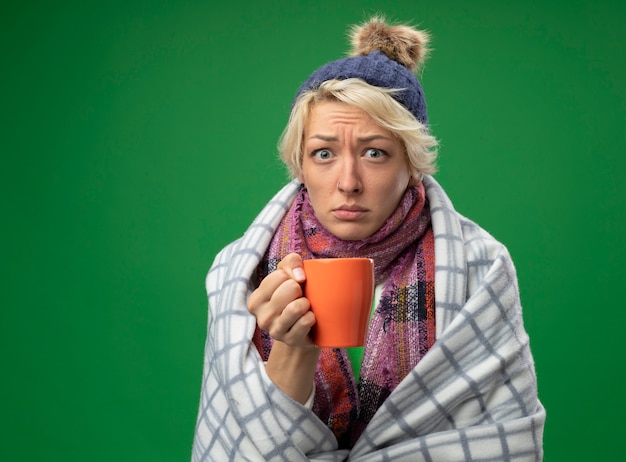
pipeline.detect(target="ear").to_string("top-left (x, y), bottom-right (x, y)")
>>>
top-left (408, 169), bottom-right (422, 186)
top-left (297, 171), bottom-right (305, 185)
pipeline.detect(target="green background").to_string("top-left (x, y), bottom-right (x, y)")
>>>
top-left (2, 0), bottom-right (624, 460)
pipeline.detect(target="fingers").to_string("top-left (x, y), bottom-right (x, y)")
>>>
top-left (269, 297), bottom-right (314, 346)
top-left (253, 277), bottom-right (303, 330)
top-left (247, 253), bottom-right (314, 347)
top-left (248, 253), bottom-right (305, 310)
top-left (247, 269), bottom-right (291, 314)
top-left (277, 253), bottom-right (305, 283)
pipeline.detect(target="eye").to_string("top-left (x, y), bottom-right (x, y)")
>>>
top-left (313, 149), bottom-right (333, 160)
top-left (364, 148), bottom-right (386, 159)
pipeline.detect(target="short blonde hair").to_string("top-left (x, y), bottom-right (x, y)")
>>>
top-left (279, 78), bottom-right (438, 181)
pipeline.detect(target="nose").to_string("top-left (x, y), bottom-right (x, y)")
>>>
top-left (337, 158), bottom-right (362, 194)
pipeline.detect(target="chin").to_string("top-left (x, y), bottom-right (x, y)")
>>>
top-left (329, 227), bottom-right (373, 241)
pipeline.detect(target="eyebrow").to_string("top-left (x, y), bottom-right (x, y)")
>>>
top-left (307, 134), bottom-right (392, 142)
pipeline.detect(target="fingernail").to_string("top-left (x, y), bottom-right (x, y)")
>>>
top-left (293, 268), bottom-right (305, 281)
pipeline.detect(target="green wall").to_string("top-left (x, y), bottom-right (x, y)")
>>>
top-left (2, 1), bottom-right (624, 460)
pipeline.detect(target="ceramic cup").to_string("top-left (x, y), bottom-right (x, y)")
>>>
top-left (302, 257), bottom-right (375, 348)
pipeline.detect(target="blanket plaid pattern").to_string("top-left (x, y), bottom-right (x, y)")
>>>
top-left (192, 175), bottom-right (545, 461)
top-left (254, 182), bottom-right (436, 447)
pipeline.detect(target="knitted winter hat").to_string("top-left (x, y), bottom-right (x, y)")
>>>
top-left (295, 16), bottom-right (431, 124)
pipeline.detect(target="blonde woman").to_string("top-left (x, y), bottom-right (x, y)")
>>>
top-left (192, 16), bottom-right (545, 461)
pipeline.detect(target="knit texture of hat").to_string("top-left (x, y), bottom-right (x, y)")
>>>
top-left (294, 17), bottom-right (431, 125)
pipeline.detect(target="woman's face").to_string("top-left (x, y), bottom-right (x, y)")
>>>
top-left (298, 100), bottom-right (412, 241)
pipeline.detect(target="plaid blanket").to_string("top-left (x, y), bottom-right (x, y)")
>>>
top-left (192, 175), bottom-right (545, 461)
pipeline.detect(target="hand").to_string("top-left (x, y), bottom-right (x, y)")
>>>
top-left (248, 253), bottom-right (316, 348)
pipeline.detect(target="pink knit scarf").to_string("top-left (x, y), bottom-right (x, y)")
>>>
top-left (253, 182), bottom-right (436, 448)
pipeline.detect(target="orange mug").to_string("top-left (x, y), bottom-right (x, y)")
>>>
top-left (302, 257), bottom-right (375, 348)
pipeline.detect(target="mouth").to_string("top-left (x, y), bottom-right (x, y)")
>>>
top-left (332, 205), bottom-right (368, 221)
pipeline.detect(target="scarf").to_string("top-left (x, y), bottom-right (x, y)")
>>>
top-left (253, 182), bottom-right (436, 448)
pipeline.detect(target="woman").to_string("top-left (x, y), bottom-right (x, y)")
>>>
top-left (192, 16), bottom-right (545, 461)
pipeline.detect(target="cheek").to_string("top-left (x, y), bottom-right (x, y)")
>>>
top-left (379, 172), bottom-right (410, 210)
top-left (382, 168), bottom-right (410, 193)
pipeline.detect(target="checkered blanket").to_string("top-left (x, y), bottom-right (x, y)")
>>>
top-left (191, 175), bottom-right (545, 461)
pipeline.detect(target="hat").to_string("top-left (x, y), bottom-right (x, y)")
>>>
top-left (294, 17), bottom-right (431, 125)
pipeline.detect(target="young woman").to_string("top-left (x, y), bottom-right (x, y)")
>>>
top-left (192, 16), bottom-right (545, 461)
